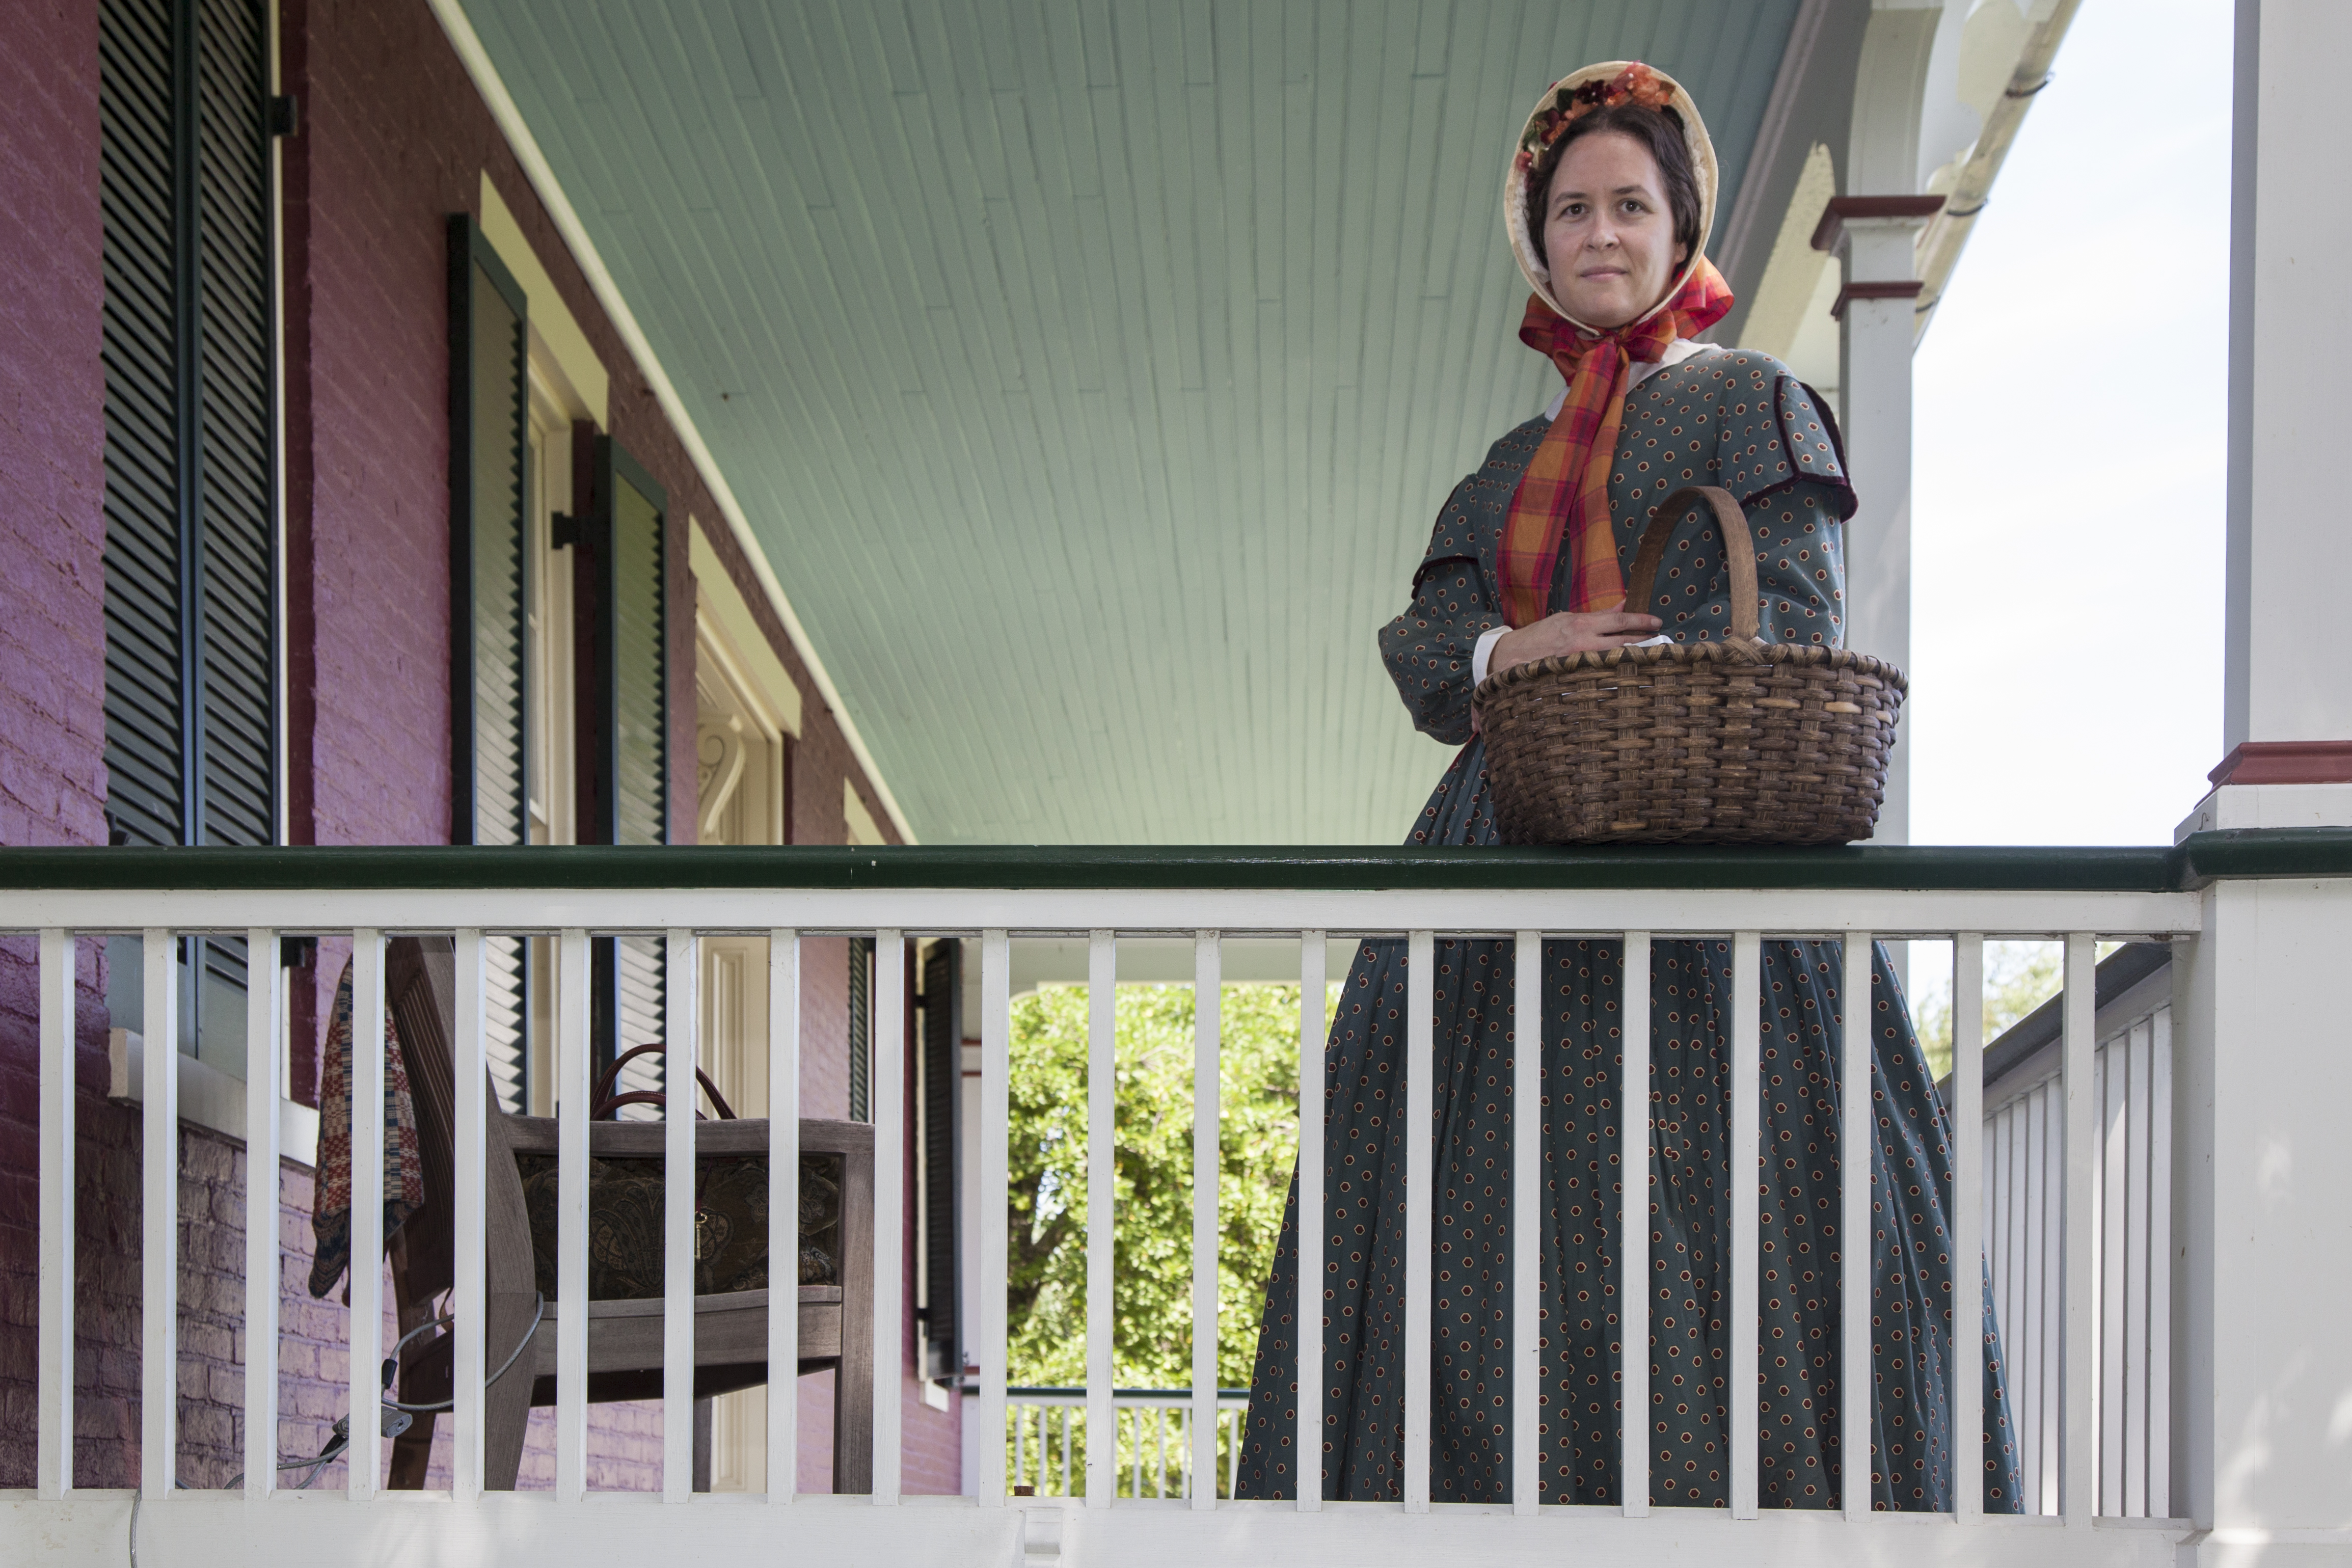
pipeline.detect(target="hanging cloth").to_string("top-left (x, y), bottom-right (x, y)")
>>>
top-left (1497, 262), bottom-right (1733, 627)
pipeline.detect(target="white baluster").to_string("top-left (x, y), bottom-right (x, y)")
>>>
top-left (1620, 930), bottom-right (1652, 1518)
top-left (1953, 933), bottom-right (1985, 1520)
top-left (2146, 1004), bottom-right (2174, 1519)
top-left (1731, 929), bottom-right (1760, 1520)
top-left (36, 929), bottom-right (73, 1500)
top-left (1842, 931), bottom-right (1873, 1521)
top-left (1296, 930), bottom-right (1326, 1511)
top-left (1404, 930), bottom-right (1433, 1513)
top-left (143, 930), bottom-right (182, 1498)
top-left (1512, 930), bottom-right (1540, 1516)
top-left (664, 929), bottom-right (699, 1500)
top-left (555, 928), bottom-right (591, 1501)
top-left (2061, 933), bottom-right (2096, 1523)
top-left (450, 929), bottom-right (485, 1499)
top-left (872, 931), bottom-right (905, 1503)
top-left (1087, 931), bottom-right (1116, 1506)
top-left (768, 930), bottom-right (800, 1501)
top-left (979, 930), bottom-right (1011, 1505)
top-left (1192, 931), bottom-right (1220, 1510)
top-left (2123, 1018), bottom-right (2153, 1517)
top-left (243, 928), bottom-right (284, 1500)
top-left (346, 930), bottom-right (382, 1499)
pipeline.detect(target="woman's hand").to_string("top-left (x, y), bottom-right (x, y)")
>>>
top-left (1489, 610), bottom-right (1663, 678)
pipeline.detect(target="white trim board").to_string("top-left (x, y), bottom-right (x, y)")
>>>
top-left (690, 518), bottom-right (802, 738)
top-left (106, 1029), bottom-right (320, 1169)
top-left (425, 0), bottom-right (916, 845)
top-left (478, 172), bottom-right (609, 428)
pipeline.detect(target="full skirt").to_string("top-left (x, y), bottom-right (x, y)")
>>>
top-left (1233, 741), bottom-right (2024, 1510)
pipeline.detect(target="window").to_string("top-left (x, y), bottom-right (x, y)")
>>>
top-left (520, 372), bottom-right (576, 1116)
top-left (99, 0), bottom-right (279, 1073)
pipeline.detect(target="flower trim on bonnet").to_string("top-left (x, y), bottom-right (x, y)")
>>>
top-left (1503, 60), bottom-right (1719, 330)
top-left (1514, 62), bottom-right (1677, 167)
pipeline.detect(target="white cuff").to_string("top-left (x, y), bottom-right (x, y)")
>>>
top-left (1472, 626), bottom-right (1508, 687)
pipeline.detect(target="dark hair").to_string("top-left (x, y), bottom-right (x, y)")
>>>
top-left (1527, 101), bottom-right (1702, 271)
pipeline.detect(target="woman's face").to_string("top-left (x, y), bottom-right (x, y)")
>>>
top-left (1541, 130), bottom-right (1688, 329)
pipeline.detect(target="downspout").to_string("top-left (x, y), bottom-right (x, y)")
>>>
top-left (1912, 0), bottom-right (2085, 340)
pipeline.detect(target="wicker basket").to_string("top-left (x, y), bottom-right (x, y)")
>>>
top-left (1472, 485), bottom-right (1905, 846)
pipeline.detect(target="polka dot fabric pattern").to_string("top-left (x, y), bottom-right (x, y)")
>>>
top-left (1607, 356), bottom-right (1850, 646)
top-left (1234, 744), bottom-right (2025, 1509)
top-left (1377, 352), bottom-right (1857, 747)
top-left (1263, 360), bottom-right (2017, 1507)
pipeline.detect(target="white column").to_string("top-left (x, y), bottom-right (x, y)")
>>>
top-left (2176, 874), bottom-right (2352, 1561)
top-left (1816, 196), bottom-right (1942, 848)
top-left (2186, 0), bottom-right (2352, 831)
top-left (2173, 19), bottom-right (2352, 1560)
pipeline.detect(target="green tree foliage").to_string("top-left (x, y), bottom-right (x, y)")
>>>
top-left (1005, 982), bottom-right (1311, 1391)
top-left (1912, 939), bottom-right (2118, 1080)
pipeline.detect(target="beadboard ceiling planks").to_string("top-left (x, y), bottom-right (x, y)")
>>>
top-left (458, 0), bottom-right (1803, 844)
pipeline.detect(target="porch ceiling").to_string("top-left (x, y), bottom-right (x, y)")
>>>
top-left (456, 1), bottom-right (1804, 844)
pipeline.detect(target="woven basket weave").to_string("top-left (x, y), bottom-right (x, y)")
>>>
top-left (1472, 485), bottom-right (1905, 846)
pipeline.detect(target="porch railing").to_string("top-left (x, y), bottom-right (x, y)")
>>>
top-left (6, 834), bottom-right (2346, 1565)
top-left (1971, 942), bottom-right (2178, 1520)
top-left (1004, 1387), bottom-right (1251, 1500)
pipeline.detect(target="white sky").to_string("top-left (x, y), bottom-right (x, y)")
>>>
top-left (1909, 0), bottom-right (2231, 847)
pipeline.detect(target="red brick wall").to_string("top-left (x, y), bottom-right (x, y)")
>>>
top-left (0, 0), bottom-right (123, 1491)
top-left (0, 0), bottom-right (928, 1499)
top-left (0, 0), bottom-right (105, 854)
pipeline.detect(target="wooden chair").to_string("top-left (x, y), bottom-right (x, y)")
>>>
top-left (380, 936), bottom-right (875, 1493)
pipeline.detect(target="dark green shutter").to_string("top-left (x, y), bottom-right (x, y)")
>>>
top-left (920, 940), bottom-right (962, 1381)
top-left (446, 213), bottom-right (530, 848)
top-left (99, 0), bottom-right (276, 1070)
top-left (590, 439), bottom-right (667, 1108)
top-left (446, 213), bottom-right (531, 1111)
top-left (847, 937), bottom-right (873, 1123)
top-left (100, 0), bottom-right (191, 853)
top-left (192, 0), bottom-right (274, 854)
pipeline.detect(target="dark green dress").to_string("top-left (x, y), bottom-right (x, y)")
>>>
top-left (1234, 350), bottom-right (2023, 1510)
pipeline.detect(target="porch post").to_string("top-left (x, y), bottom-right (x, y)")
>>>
top-left (2174, 6), bottom-right (2352, 1562)
top-left (2184, 0), bottom-right (2352, 826)
top-left (1815, 195), bottom-right (1941, 848)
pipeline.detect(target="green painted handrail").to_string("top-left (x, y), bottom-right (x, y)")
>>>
top-left (0, 828), bottom-right (2347, 893)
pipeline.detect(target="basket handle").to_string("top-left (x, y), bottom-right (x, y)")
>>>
top-left (1620, 484), bottom-right (1761, 643)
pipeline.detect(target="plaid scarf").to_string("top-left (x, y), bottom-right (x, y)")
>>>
top-left (307, 957), bottom-right (424, 1299)
top-left (1499, 260), bottom-right (1734, 627)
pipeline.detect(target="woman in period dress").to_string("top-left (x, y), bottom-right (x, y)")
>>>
top-left (1234, 61), bottom-right (2022, 1512)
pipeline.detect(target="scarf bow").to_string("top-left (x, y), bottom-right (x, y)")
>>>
top-left (1499, 259), bottom-right (1733, 628)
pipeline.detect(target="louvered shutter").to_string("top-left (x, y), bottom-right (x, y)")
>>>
top-left (99, 0), bottom-right (276, 1071)
top-left (590, 439), bottom-right (667, 1110)
top-left (192, 0), bottom-right (274, 855)
top-left (847, 937), bottom-right (873, 1123)
top-left (100, 0), bottom-right (190, 854)
top-left (920, 940), bottom-right (962, 1381)
top-left (446, 214), bottom-right (532, 1112)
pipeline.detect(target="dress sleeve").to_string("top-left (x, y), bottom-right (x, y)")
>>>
top-left (1742, 478), bottom-right (1849, 647)
top-left (1633, 368), bottom-right (1857, 648)
top-left (1742, 374), bottom-right (1852, 647)
top-left (1377, 543), bottom-right (1503, 747)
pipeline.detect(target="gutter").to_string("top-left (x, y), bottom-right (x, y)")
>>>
top-left (1912, 0), bottom-right (2085, 340)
